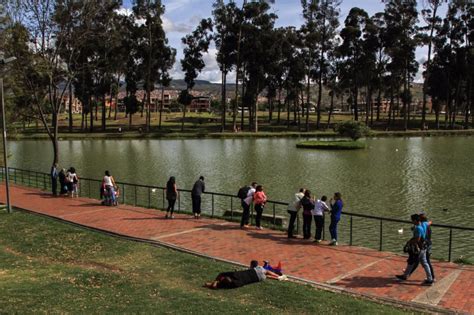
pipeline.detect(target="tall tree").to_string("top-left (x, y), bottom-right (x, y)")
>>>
top-left (180, 18), bottom-right (213, 131)
top-left (420, 0), bottom-right (444, 129)
top-left (213, 0), bottom-right (238, 132)
top-left (383, 0), bottom-right (419, 130)
top-left (133, 0), bottom-right (168, 132)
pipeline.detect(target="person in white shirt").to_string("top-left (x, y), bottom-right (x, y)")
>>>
top-left (240, 182), bottom-right (257, 228)
top-left (312, 195), bottom-right (329, 243)
top-left (287, 188), bottom-right (305, 238)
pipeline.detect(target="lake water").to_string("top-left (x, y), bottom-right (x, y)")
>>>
top-left (9, 137), bottom-right (474, 228)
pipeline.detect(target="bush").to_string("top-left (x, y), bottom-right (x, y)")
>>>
top-left (336, 121), bottom-right (370, 140)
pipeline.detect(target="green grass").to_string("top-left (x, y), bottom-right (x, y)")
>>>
top-left (0, 210), bottom-right (419, 314)
top-left (296, 140), bottom-right (367, 150)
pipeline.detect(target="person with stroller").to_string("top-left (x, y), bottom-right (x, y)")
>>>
top-left (102, 170), bottom-right (117, 206)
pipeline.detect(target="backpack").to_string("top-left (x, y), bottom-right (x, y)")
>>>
top-left (237, 186), bottom-right (250, 200)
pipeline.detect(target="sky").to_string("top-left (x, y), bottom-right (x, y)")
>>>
top-left (121, 0), bottom-right (447, 83)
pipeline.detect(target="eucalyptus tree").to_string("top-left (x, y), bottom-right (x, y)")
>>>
top-left (383, 0), bottom-right (419, 130)
top-left (132, 0), bottom-right (168, 132)
top-left (300, 0), bottom-right (340, 130)
top-left (180, 18), bottom-right (213, 131)
top-left (420, 0), bottom-right (445, 129)
top-left (338, 7), bottom-right (372, 122)
top-left (157, 45), bottom-right (176, 129)
top-left (212, 0), bottom-right (238, 131)
top-left (239, 0), bottom-right (277, 132)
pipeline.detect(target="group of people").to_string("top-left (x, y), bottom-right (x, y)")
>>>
top-left (396, 212), bottom-right (435, 285)
top-left (50, 163), bottom-right (79, 197)
top-left (238, 183), bottom-right (343, 245)
top-left (287, 189), bottom-right (343, 245)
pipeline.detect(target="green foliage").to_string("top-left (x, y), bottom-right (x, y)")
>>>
top-left (336, 120), bottom-right (370, 140)
top-left (178, 89), bottom-right (193, 106)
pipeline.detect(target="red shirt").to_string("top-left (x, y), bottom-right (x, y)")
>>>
top-left (254, 191), bottom-right (267, 205)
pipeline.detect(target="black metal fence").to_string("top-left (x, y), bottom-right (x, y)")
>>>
top-left (1, 167), bottom-right (473, 262)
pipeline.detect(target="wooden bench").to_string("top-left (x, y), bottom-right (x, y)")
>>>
top-left (223, 210), bottom-right (285, 226)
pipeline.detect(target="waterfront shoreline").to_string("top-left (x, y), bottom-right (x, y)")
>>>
top-left (9, 128), bottom-right (474, 141)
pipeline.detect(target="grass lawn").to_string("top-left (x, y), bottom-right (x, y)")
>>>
top-left (0, 210), bottom-right (419, 314)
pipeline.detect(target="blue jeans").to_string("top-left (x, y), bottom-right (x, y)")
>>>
top-left (329, 216), bottom-right (340, 241)
top-left (419, 249), bottom-right (433, 281)
top-left (106, 186), bottom-right (116, 204)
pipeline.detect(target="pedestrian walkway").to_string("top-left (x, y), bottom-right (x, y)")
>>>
top-left (1, 184), bottom-right (472, 314)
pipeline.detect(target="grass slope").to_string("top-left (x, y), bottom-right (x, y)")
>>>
top-left (0, 210), bottom-right (418, 314)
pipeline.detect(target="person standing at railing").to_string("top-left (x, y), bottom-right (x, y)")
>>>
top-left (329, 192), bottom-right (343, 246)
top-left (313, 196), bottom-right (329, 243)
top-left (239, 182), bottom-right (257, 229)
top-left (287, 188), bottom-right (305, 239)
top-left (301, 190), bottom-right (315, 240)
top-left (67, 167), bottom-right (79, 198)
top-left (50, 163), bottom-right (58, 196)
top-left (165, 176), bottom-right (178, 219)
top-left (58, 168), bottom-right (68, 196)
top-left (102, 171), bottom-right (117, 206)
top-left (191, 176), bottom-right (205, 219)
top-left (254, 185), bottom-right (267, 230)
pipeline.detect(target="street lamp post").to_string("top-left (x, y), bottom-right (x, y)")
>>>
top-left (1, 53), bottom-right (17, 214)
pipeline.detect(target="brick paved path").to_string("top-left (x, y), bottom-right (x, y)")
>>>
top-left (1, 185), bottom-right (472, 314)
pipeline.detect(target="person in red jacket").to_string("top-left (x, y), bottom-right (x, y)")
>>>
top-left (253, 185), bottom-right (267, 230)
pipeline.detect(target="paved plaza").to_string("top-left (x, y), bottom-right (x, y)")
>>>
top-left (1, 185), bottom-right (472, 314)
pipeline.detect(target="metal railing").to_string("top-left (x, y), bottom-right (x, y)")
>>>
top-left (1, 167), bottom-right (473, 262)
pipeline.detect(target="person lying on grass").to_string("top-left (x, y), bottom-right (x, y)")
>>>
top-left (204, 260), bottom-right (287, 289)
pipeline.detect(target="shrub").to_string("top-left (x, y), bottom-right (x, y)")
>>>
top-left (336, 121), bottom-right (370, 140)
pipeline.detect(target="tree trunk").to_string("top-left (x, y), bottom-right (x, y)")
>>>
top-left (286, 97), bottom-right (290, 129)
top-left (277, 88), bottom-right (282, 124)
top-left (316, 59), bottom-right (324, 130)
top-left (305, 75), bottom-right (310, 131)
top-left (377, 89), bottom-right (381, 121)
top-left (90, 97), bottom-right (94, 132)
top-left (159, 84), bottom-right (165, 129)
top-left (221, 71), bottom-right (227, 132)
top-left (102, 94), bottom-right (106, 131)
top-left (327, 91), bottom-right (334, 129)
top-left (129, 112), bottom-right (133, 130)
top-left (354, 87), bottom-right (359, 121)
top-left (68, 83), bottom-right (73, 132)
top-left (421, 3), bottom-right (438, 129)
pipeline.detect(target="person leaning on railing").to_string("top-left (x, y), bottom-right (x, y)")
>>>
top-left (329, 192), bottom-right (343, 246)
top-left (287, 188), bottom-right (305, 239)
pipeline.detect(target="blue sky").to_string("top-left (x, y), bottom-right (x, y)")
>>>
top-left (121, 0), bottom-right (445, 83)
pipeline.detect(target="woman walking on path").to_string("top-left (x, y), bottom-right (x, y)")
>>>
top-left (67, 167), bottom-right (79, 198)
top-left (329, 192), bottom-right (343, 245)
top-left (301, 190), bottom-right (315, 240)
top-left (165, 176), bottom-right (178, 219)
top-left (287, 188), bottom-right (305, 238)
top-left (253, 185), bottom-right (267, 230)
top-left (312, 195), bottom-right (329, 243)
